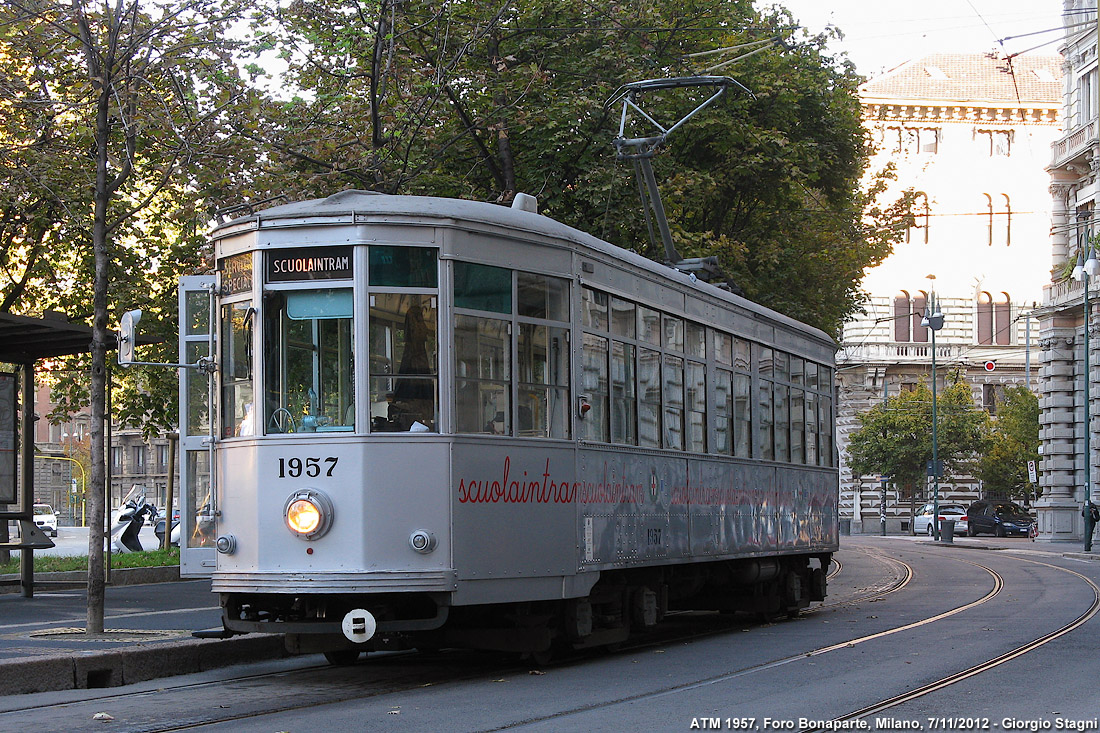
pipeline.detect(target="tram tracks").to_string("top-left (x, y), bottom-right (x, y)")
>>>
top-left (11, 546), bottom-right (1084, 733)
top-left (800, 556), bottom-right (1100, 731)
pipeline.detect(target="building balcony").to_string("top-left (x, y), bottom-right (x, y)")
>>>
top-left (1050, 119), bottom-right (1097, 171)
top-left (838, 342), bottom-right (966, 365)
top-left (1044, 277), bottom-right (1085, 311)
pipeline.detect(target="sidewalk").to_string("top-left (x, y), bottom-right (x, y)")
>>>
top-left (848, 531), bottom-right (1100, 562)
top-left (0, 572), bottom-right (287, 696)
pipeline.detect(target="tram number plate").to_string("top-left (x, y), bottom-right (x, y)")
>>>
top-left (278, 457), bottom-right (339, 478)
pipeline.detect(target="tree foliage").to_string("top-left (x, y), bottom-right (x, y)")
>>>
top-left (237, 0), bottom-right (908, 336)
top-left (846, 377), bottom-right (989, 501)
top-left (0, 0), bottom-right (254, 631)
top-left (976, 386), bottom-right (1040, 502)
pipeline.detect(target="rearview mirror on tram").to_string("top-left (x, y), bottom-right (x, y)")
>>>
top-left (118, 309), bottom-right (142, 366)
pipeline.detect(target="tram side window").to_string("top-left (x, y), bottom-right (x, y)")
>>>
top-left (581, 333), bottom-right (610, 441)
top-left (757, 346), bottom-right (774, 461)
top-left (264, 289), bottom-right (355, 435)
top-left (818, 368), bottom-right (834, 466)
top-left (518, 323), bottom-right (571, 439)
top-left (715, 368), bottom-right (733, 455)
top-left (582, 287), bottom-right (608, 331)
top-left (611, 340), bottom-right (636, 444)
top-left (774, 383), bottom-right (790, 463)
top-left (733, 371), bottom-right (752, 458)
top-left (369, 293), bottom-right (438, 432)
top-left (686, 360), bottom-right (706, 452)
top-left (791, 386), bottom-right (806, 464)
top-left (638, 347), bottom-right (661, 448)
top-left (455, 315), bottom-right (510, 434)
top-left (221, 302), bottom-right (254, 438)
top-left (663, 354), bottom-right (684, 450)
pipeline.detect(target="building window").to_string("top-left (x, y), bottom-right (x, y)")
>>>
top-left (977, 292), bottom-right (993, 344)
top-left (886, 126), bottom-right (939, 155)
top-left (157, 443), bottom-right (169, 470)
top-left (977, 292), bottom-right (1011, 345)
top-left (983, 384), bottom-right (1005, 415)
top-left (995, 294), bottom-right (1011, 345)
top-left (911, 292), bottom-right (928, 343)
top-left (976, 129), bottom-right (1011, 157)
top-left (907, 193), bottom-right (930, 244)
top-left (111, 446), bottom-right (122, 470)
top-left (893, 292), bottom-right (911, 342)
top-left (1077, 68), bottom-right (1097, 128)
top-left (1001, 194), bottom-right (1012, 246)
top-left (132, 446), bottom-right (145, 471)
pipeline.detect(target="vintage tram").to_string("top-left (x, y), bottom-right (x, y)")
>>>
top-left (167, 190), bottom-right (838, 663)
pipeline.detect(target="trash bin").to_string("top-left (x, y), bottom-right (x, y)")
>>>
top-left (839, 518), bottom-right (851, 536)
top-left (939, 519), bottom-right (955, 543)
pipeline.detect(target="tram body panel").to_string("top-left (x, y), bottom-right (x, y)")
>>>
top-left (574, 448), bottom-right (834, 569)
top-left (450, 440), bottom-right (576, 580)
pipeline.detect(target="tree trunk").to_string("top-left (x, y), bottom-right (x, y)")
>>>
top-left (85, 56), bottom-right (112, 637)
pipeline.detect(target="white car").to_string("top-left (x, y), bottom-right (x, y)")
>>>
top-left (33, 503), bottom-right (58, 537)
top-left (912, 502), bottom-right (968, 537)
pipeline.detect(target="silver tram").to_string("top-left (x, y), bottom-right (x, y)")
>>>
top-left (171, 190), bottom-right (838, 662)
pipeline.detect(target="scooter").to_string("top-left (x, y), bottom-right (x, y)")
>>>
top-left (110, 489), bottom-right (159, 553)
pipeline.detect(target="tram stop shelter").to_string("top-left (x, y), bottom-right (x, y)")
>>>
top-left (0, 312), bottom-right (115, 597)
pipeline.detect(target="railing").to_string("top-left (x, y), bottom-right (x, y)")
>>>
top-left (839, 342), bottom-right (966, 363)
top-left (1052, 120), bottom-right (1097, 166)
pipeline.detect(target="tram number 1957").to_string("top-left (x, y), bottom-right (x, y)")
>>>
top-left (278, 457), bottom-right (339, 478)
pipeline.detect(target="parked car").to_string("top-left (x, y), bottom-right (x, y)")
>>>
top-left (966, 500), bottom-right (1034, 537)
top-left (912, 502), bottom-right (968, 536)
top-left (33, 503), bottom-right (58, 537)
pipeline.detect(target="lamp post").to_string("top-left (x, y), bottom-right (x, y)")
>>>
top-left (1072, 244), bottom-right (1099, 551)
top-left (922, 281), bottom-right (945, 541)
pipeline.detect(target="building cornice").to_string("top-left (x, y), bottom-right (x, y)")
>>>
top-left (862, 100), bottom-right (1059, 126)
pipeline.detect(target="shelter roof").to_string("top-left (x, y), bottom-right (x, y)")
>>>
top-left (860, 53), bottom-right (1062, 105)
top-left (0, 313), bottom-right (110, 363)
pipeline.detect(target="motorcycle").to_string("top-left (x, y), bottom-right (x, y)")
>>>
top-left (110, 487), bottom-right (160, 553)
top-left (154, 510), bottom-right (181, 548)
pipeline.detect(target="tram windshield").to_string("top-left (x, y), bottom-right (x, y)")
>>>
top-left (264, 288), bottom-right (355, 434)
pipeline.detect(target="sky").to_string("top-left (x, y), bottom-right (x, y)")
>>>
top-left (771, 1), bottom-right (1069, 77)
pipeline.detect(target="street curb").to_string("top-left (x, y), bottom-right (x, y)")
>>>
top-left (0, 633), bottom-right (288, 696)
top-left (0, 565), bottom-right (180, 594)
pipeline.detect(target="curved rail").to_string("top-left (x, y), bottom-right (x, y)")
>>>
top-left (802, 556), bottom-right (1100, 729)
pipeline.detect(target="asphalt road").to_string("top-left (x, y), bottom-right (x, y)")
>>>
top-left (5, 536), bottom-right (1098, 732)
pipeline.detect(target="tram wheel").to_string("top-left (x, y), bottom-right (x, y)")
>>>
top-left (323, 649), bottom-right (362, 666)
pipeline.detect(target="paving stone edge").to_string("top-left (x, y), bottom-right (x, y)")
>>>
top-left (0, 633), bottom-right (289, 695)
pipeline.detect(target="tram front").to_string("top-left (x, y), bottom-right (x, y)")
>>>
top-left (187, 215), bottom-right (456, 656)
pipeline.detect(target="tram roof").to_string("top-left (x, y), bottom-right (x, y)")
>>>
top-left (214, 190), bottom-right (836, 349)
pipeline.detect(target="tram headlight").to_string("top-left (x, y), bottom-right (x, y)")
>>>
top-left (283, 489), bottom-right (334, 540)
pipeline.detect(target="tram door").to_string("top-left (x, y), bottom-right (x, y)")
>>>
top-left (178, 275), bottom-right (216, 577)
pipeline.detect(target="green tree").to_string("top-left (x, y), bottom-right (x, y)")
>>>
top-left (239, 0), bottom-right (910, 336)
top-left (0, 0), bottom-right (253, 633)
top-left (976, 386), bottom-right (1040, 502)
top-left (846, 378), bottom-right (989, 502)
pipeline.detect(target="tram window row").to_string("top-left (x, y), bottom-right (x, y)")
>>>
top-left (577, 286), bottom-right (833, 467)
top-left (222, 244), bottom-right (833, 467)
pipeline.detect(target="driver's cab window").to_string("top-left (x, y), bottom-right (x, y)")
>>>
top-left (264, 288), bottom-right (355, 434)
top-left (368, 245), bottom-right (439, 432)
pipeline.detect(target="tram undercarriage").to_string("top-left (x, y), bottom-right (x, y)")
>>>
top-left (220, 552), bottom-right (831, 664)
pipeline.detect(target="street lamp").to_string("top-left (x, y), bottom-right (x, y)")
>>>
top-left (1072, 243), bottom-right (1100, 551)
top-left (921, 280), bottom-right (945, 541)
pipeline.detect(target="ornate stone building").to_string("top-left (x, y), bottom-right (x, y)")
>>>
top-left (839, 53), bottom-right (1062, 533)
top-left (1037, 1), bottom-right (1099, 542)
